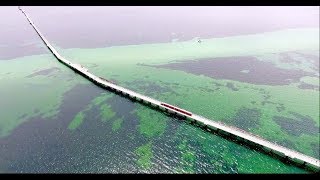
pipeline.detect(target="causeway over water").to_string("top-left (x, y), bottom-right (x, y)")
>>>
top-left (19, 7), bottom-right (320, 172)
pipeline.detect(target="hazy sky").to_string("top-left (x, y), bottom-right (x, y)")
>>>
top-left (0, 6), bottom-right (319, 59)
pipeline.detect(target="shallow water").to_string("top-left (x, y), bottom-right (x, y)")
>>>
top-left (0, 6), bottom-right (319, 173)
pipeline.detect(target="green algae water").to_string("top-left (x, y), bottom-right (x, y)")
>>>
top-left (0, 6), bottom-right (319, 173)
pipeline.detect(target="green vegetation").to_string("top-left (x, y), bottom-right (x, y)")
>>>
top-left (177, 139), bottom-right (196, 173)
top-left (68, 112), bottom-right (84, 130)
top-left (134, 142), bottom-right (153, 169)
top-left (0, 54), bottom-right (86, 137)
top-left (93, 93), bottom-right (113, 106)
top-left (0, 28), bottom-right (318, 173)
top-left (175, 124), bottom-right (307, 173)
top-left (100, 104), bottom-right (116, 121)
top-left (112, 118), bottom-right (123, 132)
top-left (135, 105), bottom-right (167, 138)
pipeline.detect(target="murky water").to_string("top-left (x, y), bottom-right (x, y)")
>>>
top-left (143, 56), bottom-right (316, 85)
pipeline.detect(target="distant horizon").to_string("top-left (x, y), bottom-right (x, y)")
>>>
top-left (0, 6), bottom-right (319, 60)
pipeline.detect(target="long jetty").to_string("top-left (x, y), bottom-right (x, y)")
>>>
top-left (19, 7), bottom-right (320, 172)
